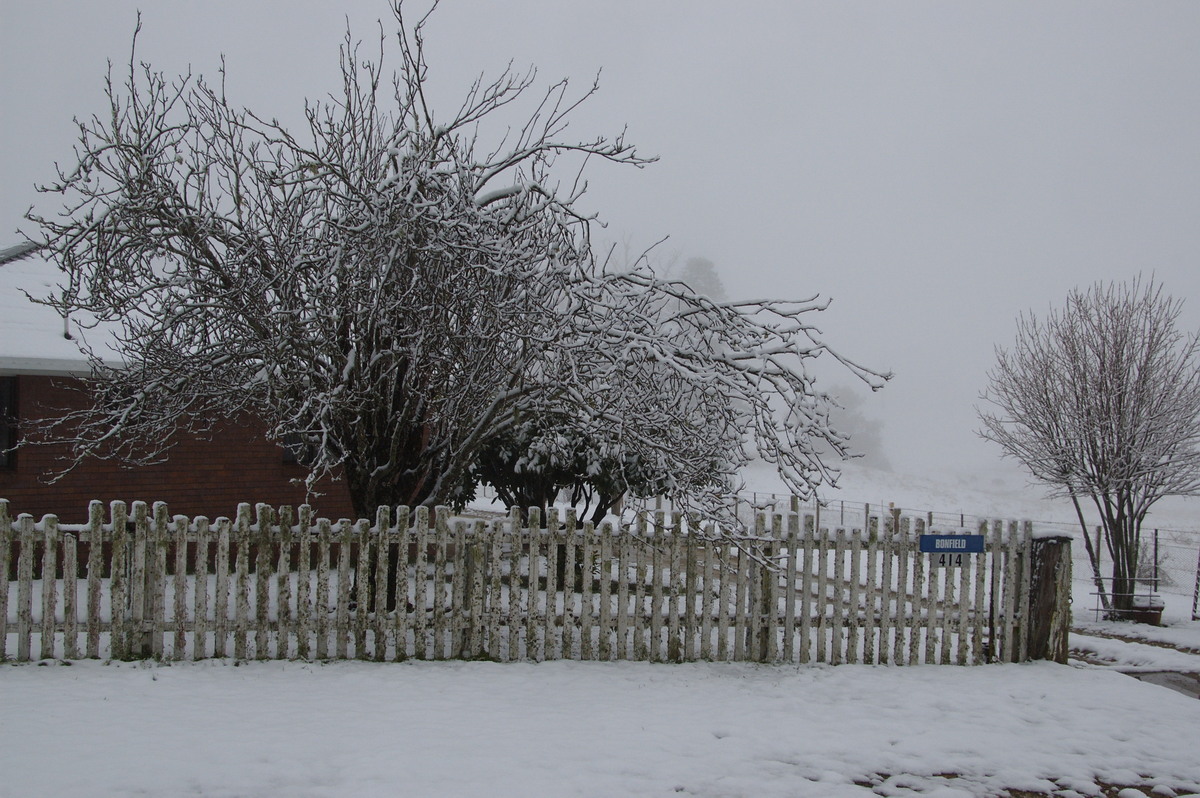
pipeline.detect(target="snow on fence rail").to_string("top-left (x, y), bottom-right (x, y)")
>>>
top-left (0, 499), bottom-right (1071, 665)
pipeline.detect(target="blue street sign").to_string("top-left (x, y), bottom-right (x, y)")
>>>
top-left (919, 534), bottom-right (985, 554)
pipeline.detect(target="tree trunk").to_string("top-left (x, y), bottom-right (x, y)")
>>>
top-left (1107, 512), bottom-right (1141, 617)
top-left (1070, 494), bottom-right (1110, 611)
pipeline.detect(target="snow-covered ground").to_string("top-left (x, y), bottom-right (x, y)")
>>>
top-left (2, 658), bottom-right (1198, 798)
top-left (4, 462), bottom-right (1200, 798)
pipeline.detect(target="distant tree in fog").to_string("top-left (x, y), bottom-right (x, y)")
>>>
top-left (677, 257), bottom-right (728, 302)
top-left (822, 384), bottom-right (892, 471)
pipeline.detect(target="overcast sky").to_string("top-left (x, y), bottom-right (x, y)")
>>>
top-left (4, 1), bottom-right (1200, 482)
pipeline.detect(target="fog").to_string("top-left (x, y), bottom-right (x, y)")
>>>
top-left (4, 1), bottom-right (1200, 483)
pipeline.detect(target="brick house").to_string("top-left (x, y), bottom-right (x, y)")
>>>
top-left (0, 256), bottom-right (354, 522)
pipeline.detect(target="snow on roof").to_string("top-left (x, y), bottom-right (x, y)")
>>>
top-left (0, 257), bottom-right (93, 374)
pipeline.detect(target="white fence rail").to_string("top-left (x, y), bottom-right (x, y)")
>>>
top-left (1, 499), bottom-right (1070, 665)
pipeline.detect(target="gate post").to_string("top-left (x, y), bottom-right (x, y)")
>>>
top-left (1026, 533), bottom-right (1072, 663)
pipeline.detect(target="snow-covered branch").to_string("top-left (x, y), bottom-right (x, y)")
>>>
top-left (22, 2), bottom-right (886, 531)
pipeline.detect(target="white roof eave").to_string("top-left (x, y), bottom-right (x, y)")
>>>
top-left (0, 355), bottom-right (96, 377)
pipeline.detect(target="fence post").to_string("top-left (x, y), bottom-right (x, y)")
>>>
top-left (1025, 533), bottom-right (1072, 663)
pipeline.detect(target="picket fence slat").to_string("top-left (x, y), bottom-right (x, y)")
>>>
top-left (0, 501), bottom-right (12, 661)
top-left (698, 533), bottom-right (712, 661)
top-left (880, 521), bottom-right (896, 665)
top-left (649, 517), bottom-right (664, 662)
top-left (971, 521), bottom-right (987, 664)
top-left (764, 515), bottom-right (781, 663)
top-left (294, 507), bottom-right (311, 660)
top-left (279, 506), bottom-right (296, 661)
top-left (394, 506), bottom-right (411, 661)
top-left (524, 508), bottom-right (539, 661)
top-left (905, 529), bottom-right (920, 666)
top-left (151, 504), bottom-right (168, 661)
top-left (505, 513), bottom-right (520, 662)
top-left (172, 514), bottom-right (188, 660)
top-left (956, 538), bottom-right (971, 665)
top-left (891, 519), bottom-right (907, 666)
top-left (194, 517), bottom-right (211, 661)
top-left (915, 524), bottom-right (930, 666)
top-left (924, 522), bottom-right (939, 665)
top-left (560, 515), bottom-right (575, 660)
top-left (665, 514), bottom-right (681, 662)
top-left (684, 522), bottom-right (699, 662)
top-left (796, 516), bottom-right (813, 664)
top-left (62, 525), bottom-right (77, 660)
top-left (17, 514), bottom-right (34, 661)
top-left (830, 527), bottom-right (845, 665)
top-left (862, 516), bottom-right (878, 663)
top-left (471, 519), bottom-right (488, 659)
top-left (846, 529), bottom-right (862, 664)
top-left (735, 533), bottom-right (751, 661)
top-left (615, 522), bottom-right (630, 660)
top-left (40, 516), bottom-right (58, 660)
top-left (233, 507), bottom-right (249, 660)
top-left (993, 523), bottom-right (1012, 657)
top-left (546, 510), bottom-right (561, 661)
top-left (213, 519), bottom-right (229, 659)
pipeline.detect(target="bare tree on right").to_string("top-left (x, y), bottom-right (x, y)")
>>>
top-left (979, 278), bottom-right (1200, 615)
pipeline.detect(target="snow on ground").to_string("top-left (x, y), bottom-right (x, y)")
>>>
top-left (1071, 632), bottom-right (1200, 671)
top-left (3, 658), bottom-right (1200, 798)
top-left (1074, 619), bottom-right (1200, 656)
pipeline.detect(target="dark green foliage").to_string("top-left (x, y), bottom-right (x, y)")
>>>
top-left (456, 417), bottom-right (679, 525)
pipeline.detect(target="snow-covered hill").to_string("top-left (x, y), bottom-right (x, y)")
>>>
top-left (742, 458), bottom-right (1200, 534)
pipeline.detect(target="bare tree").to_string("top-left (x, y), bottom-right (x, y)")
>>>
top-left (20, 3), bottom-right (886, 524)
top-left (979, 278), bottom-right (1200, 614)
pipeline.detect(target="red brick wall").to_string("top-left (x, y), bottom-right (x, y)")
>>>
top-left (0, 375), bottom-right (355, 522)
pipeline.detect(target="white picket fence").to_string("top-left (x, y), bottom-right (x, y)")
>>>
top-left (0, 499), bottom-right (1067, 665)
